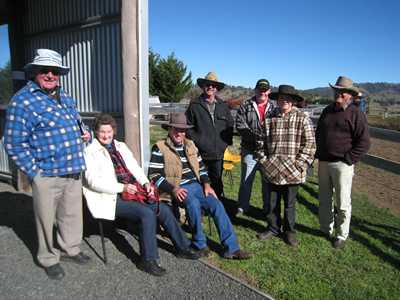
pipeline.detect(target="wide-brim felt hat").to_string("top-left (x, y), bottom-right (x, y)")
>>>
top-left (24, 49), bottom-right (70, 75)
top-left (161, 112), bottom-right (194, 130)
top-left (197, 71), bottom-right (225, 91)
top-left (329, 76), bottom-right (359, 96)
top-left (269, 85), bottom-right (304, 102)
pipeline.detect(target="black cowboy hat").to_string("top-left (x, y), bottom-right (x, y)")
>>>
top-left (269, 85), bottom-right (304, 102)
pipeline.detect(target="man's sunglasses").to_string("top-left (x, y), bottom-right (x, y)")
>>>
top-left (39, 68), bottom-right (60, 75)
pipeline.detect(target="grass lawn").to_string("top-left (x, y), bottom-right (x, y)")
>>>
top-left (150, 126), bottom-right (400, 300)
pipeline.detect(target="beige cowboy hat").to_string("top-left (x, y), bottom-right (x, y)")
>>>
top-left (197, 71), bottom-right (225, 91)
top-left (24, 49), bottom-right (70, 75)
top-left (329, 76), bottom-right (359, 97)
top-left (161, 112), bottom-right (194, 130)
top-left (269, 85), bottom-right (304, 102)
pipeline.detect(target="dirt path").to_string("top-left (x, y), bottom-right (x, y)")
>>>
top-left (353, 138), bottom-right (400, 215)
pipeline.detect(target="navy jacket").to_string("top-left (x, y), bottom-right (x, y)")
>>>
top-left (185, 95), bottom-right (233, 160)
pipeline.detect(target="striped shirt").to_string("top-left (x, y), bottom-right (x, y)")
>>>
top-left (148, 143), bottom-right (209, 193)
top-left (4, 81), bottom-right (86, 179)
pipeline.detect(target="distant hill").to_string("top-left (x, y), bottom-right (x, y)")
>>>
top-left (305, 82), bottom-right (400, 97)
top-left (185, 82), bottom-right (400, 107)
top-left (304, 82), bottom-right (400, 106)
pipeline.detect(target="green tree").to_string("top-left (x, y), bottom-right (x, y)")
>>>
top-left (148, 49), bottom-right (160, 96)
top-left (149, 52), bottom-right (192, 103)
top-left (0, 61), bottom-right (12, 105)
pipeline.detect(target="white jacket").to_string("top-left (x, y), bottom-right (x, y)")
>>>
top-left (83, 138), bottom-right (149, 220)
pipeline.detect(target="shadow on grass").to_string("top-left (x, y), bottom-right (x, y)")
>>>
top-left (221, 196), bottom-right (267, 233)
top-left (295, 187), bottom-right (400, 270)
top-left (350, 217), bottom-right (400, 270)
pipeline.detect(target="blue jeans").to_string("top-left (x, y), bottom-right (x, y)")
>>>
top-left (116, 199), bottom-right (190, 261)
top-left (182, 182), bottom-right (240, 255)
top-left (238, 150), bottom-right (271, 211)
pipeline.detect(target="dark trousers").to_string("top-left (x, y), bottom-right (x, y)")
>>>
top-left (265, 184), bottom-right (299, 234)
top-left (203, 159), bottom-right (224, 198)
top-left (115, 199), bottom-right (190, 261)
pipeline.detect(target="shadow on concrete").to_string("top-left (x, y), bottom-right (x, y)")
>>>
top-left (0, 191), bottom-right (38, 264)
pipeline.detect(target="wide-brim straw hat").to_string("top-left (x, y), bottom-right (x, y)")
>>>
top-left (329, 76), bottom-right (359, 96)
top-left (161, 112), bottom-right (194, 130)
top-left (197, 71), bottom-right (225, 91)
top-left (24, 49), bottom-right (70, 75)
top-left (269, 84), bottom-right (304, 102)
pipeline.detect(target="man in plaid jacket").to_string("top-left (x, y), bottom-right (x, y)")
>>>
top-left (257, 85), bottom-right (316, 246)
top-left (4, 49), bottom-right (91, 280)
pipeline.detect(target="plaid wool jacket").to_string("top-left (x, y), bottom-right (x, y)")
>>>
top-left (259, 107), bottom-right (316, 185)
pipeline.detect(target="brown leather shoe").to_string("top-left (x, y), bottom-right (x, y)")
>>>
top-left (197, 247), bottom-right (211, 258)
top-left (223, 249), bottom-right (252, 260)
top-left (333, 238), bottom-right (346, 249)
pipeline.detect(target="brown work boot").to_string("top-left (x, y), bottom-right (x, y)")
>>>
top-left (197, 247), bottom-right (211, 258)
top-left (257, 230), bottom-right (278, 240)
top-left (285, 231), bottom-right (299, 247)
top-left (223, 249), bottom-right (252, 260)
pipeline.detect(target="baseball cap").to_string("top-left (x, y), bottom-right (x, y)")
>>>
top-left (255, 79), bottom-right (270, 91)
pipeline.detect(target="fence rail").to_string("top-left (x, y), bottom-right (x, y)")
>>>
top-left (1, 104), bottom-right (399, 182)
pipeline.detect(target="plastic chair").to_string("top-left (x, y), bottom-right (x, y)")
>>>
top-left (223, 149), bottom-right (241, 185)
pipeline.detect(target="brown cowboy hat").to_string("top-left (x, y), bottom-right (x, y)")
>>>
top-left (161, 112), bottom-right (193, 130)
top-left (197, 71), bottom-right (225, 91)
top-left (329, 76), bottom-right (359, 97)
top-left (269, 85), bottom-right (304, 102)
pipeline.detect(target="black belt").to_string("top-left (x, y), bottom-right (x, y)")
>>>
top-left (57, 173), bottom-right (81, 180)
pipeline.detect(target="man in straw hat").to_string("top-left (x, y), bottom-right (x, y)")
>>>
top-left (256, 85), bottom-right (316, 247)
top-left (316, 76), bottom-right (370, 249)
top-left (4, 49), bottom-right (91, 279)
top-left (148, 113), bottom-right (251, 259)
top-left (235, 78), bottom-right (275, 216)
top-left (185, 72), bottom-right (234, 199)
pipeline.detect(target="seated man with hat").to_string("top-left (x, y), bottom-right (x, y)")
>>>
top-left (148, 113), bottom-right (251, 259)
top-left (185, 72), bottom-right (234, 199)
top-left (256, 85), bottom-right (316, 247)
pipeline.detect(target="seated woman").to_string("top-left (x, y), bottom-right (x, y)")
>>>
top-left (83, 114), bottom-right (199, 277)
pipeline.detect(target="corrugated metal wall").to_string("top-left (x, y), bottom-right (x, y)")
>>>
top-left (0, 139), bottom-right (10, 178)
top-left (0, 0), bottom-right (124, 181)
top-left (24, 0), bottom-right (122, 113)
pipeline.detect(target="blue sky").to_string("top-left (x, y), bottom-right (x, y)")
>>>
top-left (149, 0), bottom-right (400, 89)
top-left (0, 25), bottom-right (10, 68)
top-left (0, 1), bottom-right (398, 90)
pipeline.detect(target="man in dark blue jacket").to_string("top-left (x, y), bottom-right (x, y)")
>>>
top-left (185, 72), bottom-right (233, 199)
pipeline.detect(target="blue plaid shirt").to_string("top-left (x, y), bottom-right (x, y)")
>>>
top-left (4, 81), bottom-right (86, 179)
